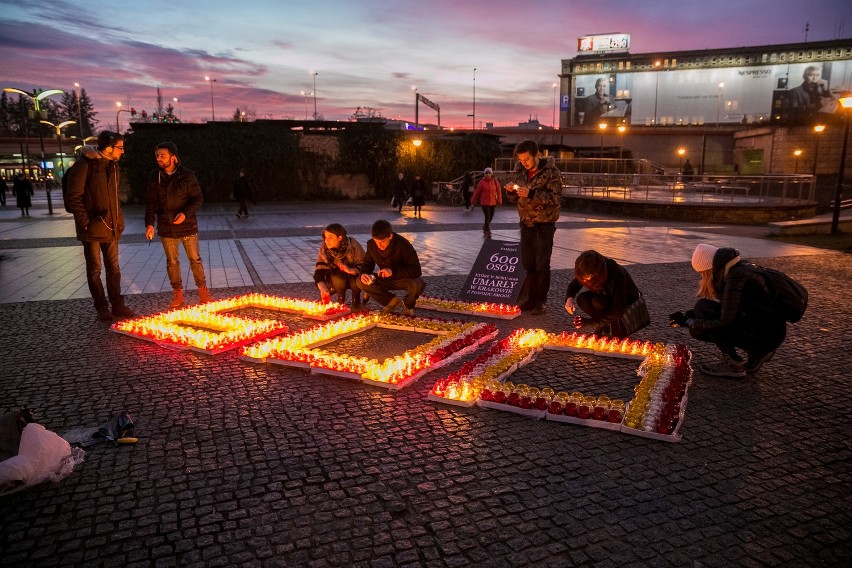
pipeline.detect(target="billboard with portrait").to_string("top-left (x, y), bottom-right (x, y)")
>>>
top-left (574, 60), bottom-right (851, 126)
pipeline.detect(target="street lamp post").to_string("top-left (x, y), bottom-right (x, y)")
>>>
top-left (598, 122), bottom-right (607, 176)
top-left (39, 119), bottom-right (75, 179)
top-left (173, 97), bottom-right (182, 121)
top-left (677, 148), bottom-right (686, 181)
top-left (3, 87), bottom-right (64, 214)
top-left (300, 90), bottom-right (312, 120)
top-left (617, 125), bottom-right (626, 174)
top-left (311, 72), bottom-right (318, 120)
top-left (412, 138), bottom-right (422, 171)
top-left (73, 82), bottom-right (84, 139)
top-left (204, 76), bottom-right (216, 121)
top-left (831, 96), bottom-right (852, 234)
top-left (716, 82), bottom-right (725, 127)
top-left (468, 68), bottom-right (476, 130)
top-left (793, 149), bottom-right (802, 174)
top-left (813, 124), bottom-right (825, 176)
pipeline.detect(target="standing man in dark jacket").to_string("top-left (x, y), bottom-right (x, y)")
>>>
top-left (65, 131), bottom-right (135, 321)
top-left (358, 219), bottom-right (425, 316)
top-left (504, 140), bottom-right (563, 315)
top-left (144, 142), bottom-right (211, 309)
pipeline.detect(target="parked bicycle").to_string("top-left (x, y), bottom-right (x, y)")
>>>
top-left (434, 183), bottom-right (465, 206)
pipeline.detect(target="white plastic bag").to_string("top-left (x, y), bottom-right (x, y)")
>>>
top-left (0, 423), bottom-right (85, 496)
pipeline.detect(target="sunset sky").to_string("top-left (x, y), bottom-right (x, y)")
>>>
top-left (2, 0), bottom-right (851, 129)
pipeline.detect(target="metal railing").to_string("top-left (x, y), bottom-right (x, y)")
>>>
top-left (487, 169), bottom-right (815, 206)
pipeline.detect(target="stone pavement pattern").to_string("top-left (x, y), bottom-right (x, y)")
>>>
top-left (0, 200), bottom-right (850, 567)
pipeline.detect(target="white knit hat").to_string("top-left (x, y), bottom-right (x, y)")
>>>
top-left (691, 243), bottom-right (718, 272)
top-left (483, 167), bottom-right (493, 174)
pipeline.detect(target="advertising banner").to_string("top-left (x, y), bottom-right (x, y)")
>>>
top-left (574, 60), bottom-right (851, 127)
top-left (459, 240), bottom-right (526, 304)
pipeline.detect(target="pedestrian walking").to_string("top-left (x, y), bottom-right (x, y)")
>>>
top-left (12, 173), bottom-right (33, 217)
top-left (462, 171), bottom-right (474, 211)
top-left (393, 173), bottom-right (407, 214)
top-left (233, 168), bottom-right (254, 218)
top-left (471, 167), bottom-right (502, 238)
top-left (411, 174), bottom-right (426, 218)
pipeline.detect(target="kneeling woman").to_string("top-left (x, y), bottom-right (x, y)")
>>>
top-left (564, 250), bottom-right (648, 338)
top-left (670, 244), bottom-right (786, 378)
top-left (313, 223), bottom-right (366, 311)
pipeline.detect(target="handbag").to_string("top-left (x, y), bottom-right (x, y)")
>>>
top-left (619, 295), bottom-right (650, 336)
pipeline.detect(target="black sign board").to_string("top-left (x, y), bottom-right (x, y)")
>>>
top-left (459, 239), bottom-right (526, 304)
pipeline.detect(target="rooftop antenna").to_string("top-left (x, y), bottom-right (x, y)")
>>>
top-left (803, 22), bottom-right (809, 42)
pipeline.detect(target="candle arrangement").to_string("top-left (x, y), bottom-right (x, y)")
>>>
top-left (620, 344), bottom-right (692, 441)
top-left (428, 329), bottom-right (546, 407)
top-left (112, 304), bottom-right (289, 354)
top-left (111, 293), bottom-right (350, 353)
top-left (201, 293), bottom-right (350, 320)
top-left (428, 327), bottom-right (692, 442)
top-left (415, 295), bottom-right (521, 319)
top-left (242, 312), bottom-right (498, 391)
top-left (428, 329), bottom-right (661, 405)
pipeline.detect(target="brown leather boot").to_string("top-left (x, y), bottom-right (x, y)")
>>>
top-left (197, 286), bottom-right (212, 303)
top-left (168, 288), bottom-right (185, 309)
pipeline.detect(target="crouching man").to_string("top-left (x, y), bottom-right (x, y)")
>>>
top-left (358, 219), bottom-right (425, 316)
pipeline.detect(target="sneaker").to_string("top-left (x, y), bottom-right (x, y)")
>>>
top-left (745, 349), bottom-right (777, 374)
top-left (111, 304), bottom-right (136, 318)
top-left (96, 305), bottom-right (113, 321)
top-left (197, 286), bottom-right (213, 303)
top-left (699, 355), bottom-right (747, 378)
top-left (168, 289), bottom-right (185, 309)
top-left (403, 307), bottom-right (415, 316)
top-left (381, 296), bottom-right (403, 314)
top-left (529, 303), bottom-right (547, 315)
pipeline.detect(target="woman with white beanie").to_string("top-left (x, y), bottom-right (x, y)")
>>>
top-left (669, 243), bottom-right (787, 378)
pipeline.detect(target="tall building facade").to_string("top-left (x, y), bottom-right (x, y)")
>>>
top-left (560, 37), bottom-right (852, 128)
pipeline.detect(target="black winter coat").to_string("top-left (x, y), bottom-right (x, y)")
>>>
top-left (65, 157), bottom-right (125, 242)
top-left (691, 247), bottom-right (778, 334)
top-left (145, 166), bottom-right (203, 238)
top-left (357, 233), bottom-right (422, 279)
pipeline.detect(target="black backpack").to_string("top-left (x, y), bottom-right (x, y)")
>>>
top-left (757, 266), bottom-right (808, 323)
top-left (62, 158), bottom-right (91, 213)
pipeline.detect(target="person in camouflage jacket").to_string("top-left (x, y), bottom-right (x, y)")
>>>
top-left (504, 140), bottom-right (563, 315)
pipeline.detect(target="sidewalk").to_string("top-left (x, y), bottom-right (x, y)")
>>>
top-left (0, 199), bottom-right (831, 304)
top-left (1, 198), bottom-right (850, 567)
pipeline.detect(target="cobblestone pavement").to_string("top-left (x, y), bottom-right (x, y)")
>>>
top-left (2, 242), bottom-right (850, 566)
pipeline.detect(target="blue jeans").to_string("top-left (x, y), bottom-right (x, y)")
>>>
top-left (520, 223), bottom-right (556, 306)
top-left (83, 240), bottom-right (122, 308)
top-left (161, 235), bottom-right (206, 290)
